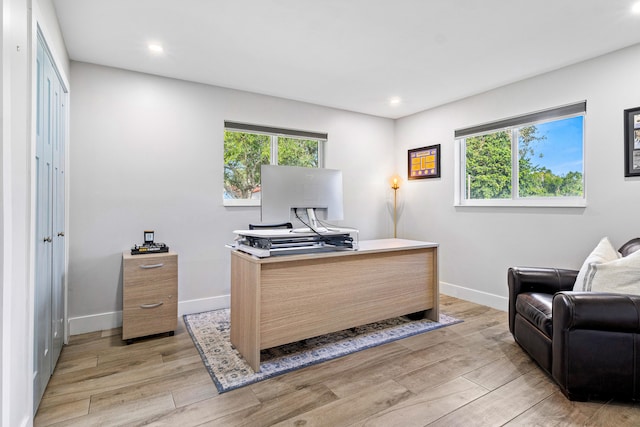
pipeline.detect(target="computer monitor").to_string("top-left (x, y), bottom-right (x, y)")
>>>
top-left (260, 165), bottom-right (344, 231)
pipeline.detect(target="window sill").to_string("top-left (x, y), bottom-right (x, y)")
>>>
top-left (455, 197), bottom-right (586, 208)
top-left (223, 199), bottom-right (260, 207)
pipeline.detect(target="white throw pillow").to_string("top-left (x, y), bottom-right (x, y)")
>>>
top-left (573, 237), bottom-right (620, 291)
top-left (586, 248), bottom-right (640, 295)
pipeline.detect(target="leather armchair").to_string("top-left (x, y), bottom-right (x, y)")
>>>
top-left (508, 254), bottom-right (640, 401)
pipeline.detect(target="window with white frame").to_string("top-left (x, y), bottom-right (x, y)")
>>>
top-left (455, 102), bottom-right (586, 207)
top-left (223, 121), bottom-right (326, 205)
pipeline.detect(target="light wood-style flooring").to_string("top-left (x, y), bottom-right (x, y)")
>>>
top-left (35, 295), bottom-right (640, 426)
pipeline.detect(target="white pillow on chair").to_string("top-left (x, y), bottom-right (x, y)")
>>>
top-left (573, 237), bottom-right (619, 291)
top-left (586, 249), bottom-right (640, 295)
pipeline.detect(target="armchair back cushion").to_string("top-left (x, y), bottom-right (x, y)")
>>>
top-left (619, 238), bottom-right (640, 257)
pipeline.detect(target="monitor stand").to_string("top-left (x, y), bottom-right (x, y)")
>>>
top-left (292, 208), bottom-right (328, 233)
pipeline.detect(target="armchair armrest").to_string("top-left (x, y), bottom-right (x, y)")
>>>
top-left (507, 267), bottom-right (578, 333)
top-left (551, 292), bottom-right (640, 400)
top-left (553, 292), bottom-right (640, 333)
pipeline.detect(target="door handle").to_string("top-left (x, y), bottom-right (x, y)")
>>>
top-left (43, 237), bottom-right (52, 243)
top-left (57, 232), bottom-right (65, 237)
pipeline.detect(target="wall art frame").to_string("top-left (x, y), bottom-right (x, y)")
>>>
top-left (408, 144), bottom-right (441, 180)
top-left (624, 106), bottom-right (640, 177)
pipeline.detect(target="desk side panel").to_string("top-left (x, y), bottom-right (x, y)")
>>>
top-left (230, 252), bottom-right (261, 371)
top-left (260, 248), bottom-right (436, 349)
top-left (429, 247), bottom-right (439, 321)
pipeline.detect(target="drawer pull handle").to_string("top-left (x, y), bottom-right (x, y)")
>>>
top-left (140, 302), bottom-right (163, 309)
top-left (139, 263), bottom-right (164, 269)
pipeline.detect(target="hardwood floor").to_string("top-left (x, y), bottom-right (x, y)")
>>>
top-left (35, 295), bottom-right (640, 426)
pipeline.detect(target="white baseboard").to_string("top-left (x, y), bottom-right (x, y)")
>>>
top-left (440, 281), bottom-right (508, 312)
top-left (68, 294), bottom-right (231, 335)
top-left (68, 311), bottom-right (122, 336)
top-left (178, 294), bottom-right (230, 316)
top-left (68, 286), bottom-right (506, 335)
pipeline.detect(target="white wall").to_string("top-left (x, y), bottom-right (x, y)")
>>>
top-left (67, 43), bottom-right (640, 330)
top-left (1, 0), bottom-right (69, 425)
top-left (395, 43), bottom-right (640, 310)
top-left (67, 62), bottom-right (396, 333)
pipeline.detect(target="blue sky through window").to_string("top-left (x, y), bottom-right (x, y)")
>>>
top-left (525, 116), bottom-right (583, 176)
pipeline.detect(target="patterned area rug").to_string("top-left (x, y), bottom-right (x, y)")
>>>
top-left (184, 309), bottom-right (462, 393)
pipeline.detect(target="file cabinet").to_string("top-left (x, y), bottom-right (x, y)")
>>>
top-left (122, 251), bottom-right (178, 343)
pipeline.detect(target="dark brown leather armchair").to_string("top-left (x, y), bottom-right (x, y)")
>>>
top-left (508, 239), bottom-right (640, 401)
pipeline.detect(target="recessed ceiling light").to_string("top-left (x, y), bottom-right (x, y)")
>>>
top-left (148, 44), bottom-right (164, 53)
top-left (389, 97), bottom-right (402, 106)
top-left (633, 1), bottom-right (640, 14)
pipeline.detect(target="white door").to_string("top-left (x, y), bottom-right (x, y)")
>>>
top-left (34, 32), bottom-right (66, 412)
top-left (51, 52), bottom-right (65, 368)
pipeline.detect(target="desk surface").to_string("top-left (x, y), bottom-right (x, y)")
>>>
top-left (357, 238), bottom-right (438, 252)
top-left (231, 238), bottom-right (438, 264)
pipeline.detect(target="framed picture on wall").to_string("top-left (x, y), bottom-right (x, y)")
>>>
top-left (624, 106), bottom-right (640, 177)
top-left (408, 144), bottom-right (441, 180)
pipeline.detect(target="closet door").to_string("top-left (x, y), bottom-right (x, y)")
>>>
top-left (34, 36), bottom-right (53, 407)
top-left (34, 33), bottom-right (66, 411)
top-left (51, 56), bottom-right (65, 367)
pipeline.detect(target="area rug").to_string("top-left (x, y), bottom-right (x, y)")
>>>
top-left (184, 309), bottom-right (462, 393)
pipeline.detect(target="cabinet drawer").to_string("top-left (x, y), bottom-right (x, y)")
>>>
top-left (122, 297), bottom-right (177, 339)
top-left (124, 254), bottom-right (177, 284)
top-left (123, 279), bottom-right (176, 310)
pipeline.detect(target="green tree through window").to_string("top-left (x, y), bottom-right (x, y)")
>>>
top-left (223, 127), bottom-right (323, 201)
top-left (223, 131), bottom-right (270, 200)
top-left (278, 137), bottom-right (318, 167)
top-left (465, 130), bottom-right (512, 199)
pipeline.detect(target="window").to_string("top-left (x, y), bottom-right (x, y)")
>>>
top-left (223, 121), bottom-right (326, 205)
top-left (455, 102), bottom-right (586, 207)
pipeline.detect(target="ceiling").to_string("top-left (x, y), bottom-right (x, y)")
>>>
top-left (52, 0), bottom-right (640, 119)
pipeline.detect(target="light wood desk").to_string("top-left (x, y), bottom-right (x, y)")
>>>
top-left (229, 238), bottom-right (439, 371)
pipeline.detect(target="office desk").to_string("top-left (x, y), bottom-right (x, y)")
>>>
top-left (230, 238), bottom-right (439, 372)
